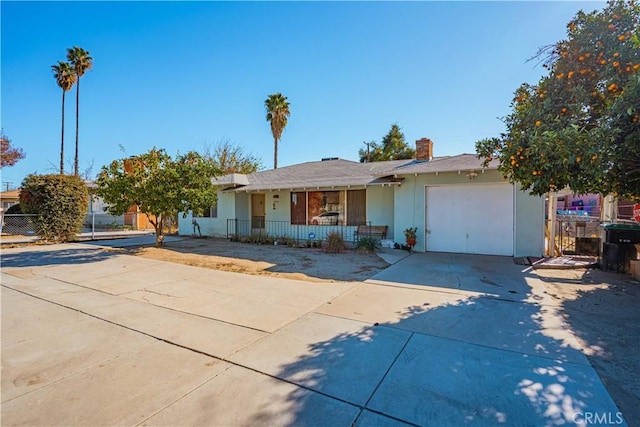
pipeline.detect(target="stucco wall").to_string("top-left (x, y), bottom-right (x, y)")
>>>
top-left (265, 190), bottom-right (291, 222)
top-left (514, 184), bottom-right (545, 257)
top-left (393, 171), bottom-right (500, 250)
top-left (392, 170), bottom-right (544, 256)
top-left (366, 185), bottom-right (395, 239)
top-left (235, 193), bottom-right (250, 221)
top-left (178, 190), bottom-right (237, 238)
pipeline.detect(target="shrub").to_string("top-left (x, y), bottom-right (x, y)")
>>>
top-left (19, 174), bottom-right (88, 242)
top-left (355, 236), bottom-right (379, 253)
top-left (324, 231), bottom-right (346, 253)
top-left (5, 203), bottom-right (23, 214)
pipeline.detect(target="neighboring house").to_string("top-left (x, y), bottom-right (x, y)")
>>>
top-left (0, 189), bottom-right (20, 213)
top-left (85, 182), bottom-right (153, 230)
top-left (179, 138), bottom-right (546, 257)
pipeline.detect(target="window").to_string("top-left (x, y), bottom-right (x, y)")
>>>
top-left (308, 191), bottom-right (344, 225)
top-left (291, 192), bottom-right (306, 225)
top-left (347, 190), bottom-right (366, 225)
top-left (290, 190), bottom-right (365, 225)
top-left (195, 205), bottom-right (217, 218)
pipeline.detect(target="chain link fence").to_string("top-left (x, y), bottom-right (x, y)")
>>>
top-left (1, 212), bottom-right (158, 239)
top-left (1, 214), bottom-right (38, 236)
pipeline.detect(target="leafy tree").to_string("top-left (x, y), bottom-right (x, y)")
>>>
top-left (358, 124), bottom-right (415, 162)
top-left (51, 61), bottom-right (76, 174)
top-left (95, 148), bottom-right (220, 246)
top-left (203, 140), bottom-right (263, 174)
top-left (476, 1), bottom-right (640, 198)
top-left (67, 46), bottom-right (93, 176)
top-left (19, 174), bottom-right (88, 242)
top-left (1, 131), bottom-right (25, 168)
top-left (265, 93), bottom-right (290, 169)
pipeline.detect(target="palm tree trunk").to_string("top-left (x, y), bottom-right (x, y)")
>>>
top-left (274, 137), bottom-right (278, 169)
top-left (60, 89), bottom-right (65, 175)
top-left (74, 77), bottom-right (80, 176)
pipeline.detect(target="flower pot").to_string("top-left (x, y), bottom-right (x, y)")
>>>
top-left (406, 238), bottom-right (416, 246)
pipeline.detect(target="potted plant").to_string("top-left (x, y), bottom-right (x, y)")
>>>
top-left (404, 227), bottom-right (418, 248)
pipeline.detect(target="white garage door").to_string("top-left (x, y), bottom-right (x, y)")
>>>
top-left (426, 184), bottom-right (514, 256)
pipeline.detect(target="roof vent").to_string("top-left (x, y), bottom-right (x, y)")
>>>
top-left (321, 157), bottom-right (339, 161)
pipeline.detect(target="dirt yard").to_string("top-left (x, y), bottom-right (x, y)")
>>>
top-left (129, 237), bottom-right (390, 283)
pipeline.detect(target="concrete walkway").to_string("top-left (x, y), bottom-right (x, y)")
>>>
top-left (1, 244), bottom-right (629, 426)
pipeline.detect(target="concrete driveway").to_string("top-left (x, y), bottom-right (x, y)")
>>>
top-left (1, 244), bottom-right (632, 426)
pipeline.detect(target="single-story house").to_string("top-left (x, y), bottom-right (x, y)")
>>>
top-left (0, 189), bottom-right (21, 213)
top-left (178, 138), bottom-right (545, 257)
top-left (86, 181), bottom-right (155, 230)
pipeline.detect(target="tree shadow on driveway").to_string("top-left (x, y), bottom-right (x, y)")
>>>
top-left (244, 255), bottom-right (630, 426)
top-left (537, 268), bottom-right (640, 425)
top-left (1, 247), bottom-right (124, 268)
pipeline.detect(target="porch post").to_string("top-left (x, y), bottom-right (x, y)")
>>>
top-left (546, 192), bottom-right (558, 257)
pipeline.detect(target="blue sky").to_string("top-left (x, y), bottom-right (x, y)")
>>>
top-left (1, 1), bottom-right (605, 189)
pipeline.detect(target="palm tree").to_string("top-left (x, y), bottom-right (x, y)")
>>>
top-left (66, 46), bottom-right (93, 176)
top-left (51, 61), bottom-right (76, 174)
top-left (264, 93), bottom-right (290, 169)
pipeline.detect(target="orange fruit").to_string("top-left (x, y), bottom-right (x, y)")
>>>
top-left (535, 120), bottom-right (542, 127)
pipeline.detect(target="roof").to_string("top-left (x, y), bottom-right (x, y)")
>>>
top-left (0, 190), bottom-right (21, 200)
top-left (227, 159), bottom-right (400, 192)
top-left (216, 154), bottom-right (498, 192)
top-left (371, 154), bottom-right (500, 176)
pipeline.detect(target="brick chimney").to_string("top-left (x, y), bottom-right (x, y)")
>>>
top-left (415, 138), bottom-right (433, 161)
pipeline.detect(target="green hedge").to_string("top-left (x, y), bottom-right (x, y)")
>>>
top-left (19, 174), bottom-right (88, 242)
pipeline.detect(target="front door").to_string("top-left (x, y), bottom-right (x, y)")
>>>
top-left (251, 194), bottom-right (266, 230)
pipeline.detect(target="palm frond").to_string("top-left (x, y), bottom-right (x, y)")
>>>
top-left (66, 46), bottom-right (93, 77)
top-left (51, 61), bottom-right (76, 91)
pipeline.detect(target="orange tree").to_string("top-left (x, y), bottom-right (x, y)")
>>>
top-left (476, 1), bottom-right (640, 198)
top-left (95, 148), bottom-right (220, 246)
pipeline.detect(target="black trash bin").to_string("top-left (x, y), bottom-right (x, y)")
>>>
top-left (601, 224), bottom-right (640, 273)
